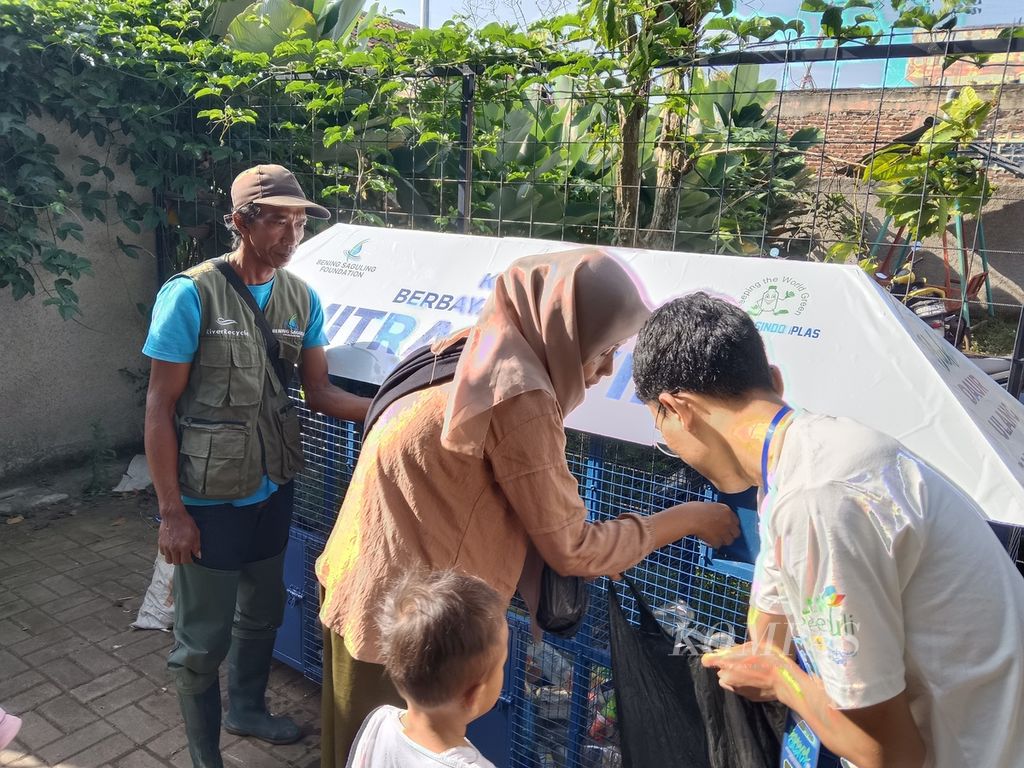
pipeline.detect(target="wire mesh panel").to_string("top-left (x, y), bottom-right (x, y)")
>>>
top-left (142, 27), bottom-right (1024, 399)
top-left (292, 386), bottom-right (365, 541)
top-left (287, 381), bottom-right (1024, 766)
top-left (504, 432), bottom-right (752, 768)
top-left (291, 385), bottom-right (364, 683)
top-left (289, 391), bottom-right (753, 765)
top-left (302, 529), bottom-right (327, 685)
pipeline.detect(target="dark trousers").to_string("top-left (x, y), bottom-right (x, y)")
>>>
top-left (320, 628), bottom-right (405, 768)
top-left (168, 483), bottom-right (294, 694)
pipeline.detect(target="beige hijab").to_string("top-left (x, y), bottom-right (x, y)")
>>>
top-left (438, 248), bottom-right (651, 457)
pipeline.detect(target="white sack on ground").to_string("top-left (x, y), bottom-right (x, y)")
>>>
top-left (112, 455), bottom-right (153, 494)
top-left (133, 552), bottom-right (174, 631)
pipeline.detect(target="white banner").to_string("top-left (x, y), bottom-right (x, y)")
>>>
top-left (289, 224), bottom-right (1024, 524)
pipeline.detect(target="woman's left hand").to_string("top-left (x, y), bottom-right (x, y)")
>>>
top-left (678, 502), bottom-right (740, 547)
top-left (645, 502), bottom-right (740, 554)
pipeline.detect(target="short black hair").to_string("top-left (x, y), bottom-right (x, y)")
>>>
top-left (632, 292), bottom-right (773, 402)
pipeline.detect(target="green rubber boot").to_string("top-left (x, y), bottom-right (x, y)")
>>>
top-left (177, 679), bottom-right (224, 768)
top-left (170, 561), bottom-right (239, 768)
top-left (223, 635), bottom-right (301, 744)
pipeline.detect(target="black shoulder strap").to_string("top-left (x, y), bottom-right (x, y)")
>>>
top-left (363, 338), bottom-right (467, 435)
top-left (213, 258), bottom-right (290, 390)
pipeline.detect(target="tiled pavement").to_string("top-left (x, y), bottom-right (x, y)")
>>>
top-left (0, 493), bottom-right (322, 768)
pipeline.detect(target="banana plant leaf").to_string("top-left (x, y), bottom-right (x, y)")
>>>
top-left (225, 0), bottom-right (317, 52)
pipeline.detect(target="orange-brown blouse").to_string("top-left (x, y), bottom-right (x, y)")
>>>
top-left (316, 384), bottom-right (655, 664)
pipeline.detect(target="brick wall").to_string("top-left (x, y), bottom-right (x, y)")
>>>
top-left (767, 84), bottom-right (1024, 307)
top-left (773, 83), bottom-right (1024, 181)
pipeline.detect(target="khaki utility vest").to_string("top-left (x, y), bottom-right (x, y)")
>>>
top-left (174, 259), bottom-right (309, 500)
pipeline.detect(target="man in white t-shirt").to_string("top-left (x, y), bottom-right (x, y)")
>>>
top-left (632, 292), bottom-right (1024, 768)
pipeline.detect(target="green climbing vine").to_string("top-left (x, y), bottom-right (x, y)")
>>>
top-left (0, 0), bottom-right (982, 317)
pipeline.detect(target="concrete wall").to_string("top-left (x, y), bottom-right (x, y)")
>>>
top-left (773, 83), bottom-right (1024, 310)
top-left (0, 115), bottom-right (157, 479)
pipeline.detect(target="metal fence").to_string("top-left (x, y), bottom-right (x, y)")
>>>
top-left (161, 26), bottom-right (1024, 395)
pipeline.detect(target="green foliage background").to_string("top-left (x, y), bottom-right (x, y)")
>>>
top-left (0, 0), bottom-right (985, 316)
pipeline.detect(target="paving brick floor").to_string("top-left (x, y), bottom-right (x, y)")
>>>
top-left (0, 490), bottom-right (321, 768)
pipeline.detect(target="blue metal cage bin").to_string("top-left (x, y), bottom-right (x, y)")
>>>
top-left (281, 392), bottom-right (1024, 768)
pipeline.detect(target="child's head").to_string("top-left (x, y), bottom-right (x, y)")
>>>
top-left (379, 570), bottom-right (508, 720)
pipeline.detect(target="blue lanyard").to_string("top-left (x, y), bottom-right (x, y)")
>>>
top-left (760, 405), bottom-right (793, 494)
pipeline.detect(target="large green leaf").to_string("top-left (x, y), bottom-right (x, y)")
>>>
top-left (351, 1), bottom-right (379, 45)
top-left (319, 0), bottom-right (366, 42)
top-left (689, 69), bottom-right (716, 126)
top-left (863, 146), bottom-right (913, 182)
top-left (678, 190), bottom-right (712, 210)
top-left (730, 64), bottom-right (767, 114)
top-left (941, 85), bottom-right (991, 128)
top-left (497, 109), bottom-right (537, 165)
top-left (203, 0), bottom-right (258, 37)
top-left (821, 6), bottom-right (843, 38)
top-left (225, 0), bottom-right (318, 53)
top-left (567, 102), bottom-right (603, 146)
top-left (788, 127), bottom-right (822, 150)
top-left (536, 147), bottom-right (568, 177)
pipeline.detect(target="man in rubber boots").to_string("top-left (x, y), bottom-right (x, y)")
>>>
top-left (143, 164), bottom-right (371, 768)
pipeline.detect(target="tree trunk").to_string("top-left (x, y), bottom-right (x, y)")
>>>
top-left (643, 0), bottom-right (713, 249)
top-left (614, 97), bottom-right (646, 247)
top-left (644, 68), bottom-right (689, 250)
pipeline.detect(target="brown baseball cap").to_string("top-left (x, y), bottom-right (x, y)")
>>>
top-left (230, 164), bottom-right (330, 219)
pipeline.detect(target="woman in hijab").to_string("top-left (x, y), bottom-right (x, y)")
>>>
top-left (316, 249), bottom-right (739, 766)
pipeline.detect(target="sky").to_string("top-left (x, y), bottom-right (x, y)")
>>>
top-left (381, 0), bottom-right (1022, 32)
top-left (376, 0), bottom-right (1023, 88)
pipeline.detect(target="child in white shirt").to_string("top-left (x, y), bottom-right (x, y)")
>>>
top-left (346, 570), bottom-right (508, 768)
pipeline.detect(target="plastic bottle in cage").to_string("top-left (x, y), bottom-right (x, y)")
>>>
top-left (704, 629), bottom-right (736, 651)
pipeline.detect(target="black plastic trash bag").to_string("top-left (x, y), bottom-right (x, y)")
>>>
top-left (608, 576), bottom-right (784, 768)
top-left (537, 564), bottom-right (589, 638)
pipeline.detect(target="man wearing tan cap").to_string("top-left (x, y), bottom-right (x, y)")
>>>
top-left (143, 164), bottom-right (371, 768)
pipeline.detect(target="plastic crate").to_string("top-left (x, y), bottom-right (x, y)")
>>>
top-left (273, 526), bottom-right (328, 676)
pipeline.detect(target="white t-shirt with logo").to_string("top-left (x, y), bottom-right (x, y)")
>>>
top-left (752, 412), bottom-right (1024, 768)
top-left (347, 706), bottom-right (498, 768)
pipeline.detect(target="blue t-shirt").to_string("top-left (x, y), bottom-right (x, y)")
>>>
top-left (143, 275), bottom-right (328, 507)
